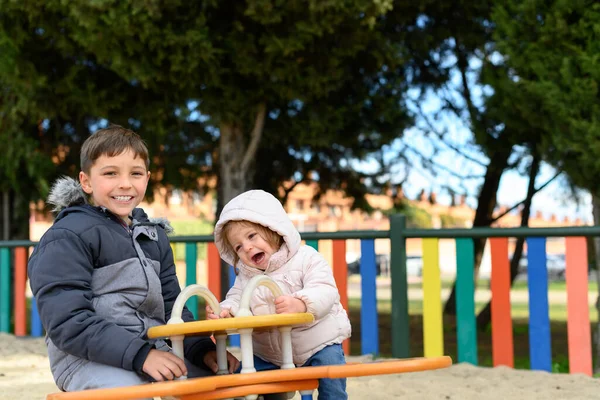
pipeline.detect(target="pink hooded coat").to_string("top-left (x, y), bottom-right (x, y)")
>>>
top-left (214, 190), bottom-right (351, 366)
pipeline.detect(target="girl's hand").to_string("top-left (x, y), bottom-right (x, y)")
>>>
top-left (206, 305), bottom-right (232, 319)
top-left (203, 350), bottom-right (241, 374)
top-left (274, 295), bottom-right (307, 314)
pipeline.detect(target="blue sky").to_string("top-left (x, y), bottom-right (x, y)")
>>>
top-left (380, 124), bottom-right (594, 225)
top-left (355, 70), bottom-right (595, 224)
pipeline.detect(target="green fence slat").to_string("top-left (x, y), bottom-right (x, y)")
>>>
top-left (185, 242), bottom-right (198, 319)
top-left (0, 248), bottom-right (10, 333)
top-left (306, 240), bottom-right (318, 250)
top-left (390, 215), bottom-right (410, 358)
top-left (455, 238), bottom-right (478, 365)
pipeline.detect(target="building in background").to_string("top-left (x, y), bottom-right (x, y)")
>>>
top-left (30, 183), bottom-right (585, 279)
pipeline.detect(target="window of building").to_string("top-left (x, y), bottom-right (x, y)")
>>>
top-left (328, 205), bottom-right (336, 217)
top-left (169, 189), bottom-right (183, 205)
top-left (312, 202), bottom-right (321, 213)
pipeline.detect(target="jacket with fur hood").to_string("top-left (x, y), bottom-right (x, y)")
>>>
top-left (214, 190), bottom-right (351, 366)
top-left (28, 177), bottom-right (215, 390)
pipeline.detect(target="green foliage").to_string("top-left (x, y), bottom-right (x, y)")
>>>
top-left (169, 219), bottom-right (213, 236)
top-left (493, 1), bottom-right (600, 195)
top-left (0, 0), bottom-right (417, 216)
top-left (439, 213), bottom-right (468, 228)
top-left (169, 219), bottom-right (213, 261)
top-left (384, 200), bottom-right (433, 228)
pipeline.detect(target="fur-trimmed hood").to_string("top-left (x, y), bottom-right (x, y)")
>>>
top-left (47, 176), bottom-right (173, 233)
top-left (47, 176), bottom-right (88, 214)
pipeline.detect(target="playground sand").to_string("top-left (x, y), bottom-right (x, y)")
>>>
top-left (2, 333), bottom-right (600, 400)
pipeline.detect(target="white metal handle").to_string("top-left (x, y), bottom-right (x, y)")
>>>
top-left (167, 284), bottom-right (222, 374)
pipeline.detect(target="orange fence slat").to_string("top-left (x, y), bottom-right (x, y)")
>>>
top-left (14, 247), bottom-right (27, 336)
top-left (207, 243), bottom-right (221, 301)
top-left (565, 237), bottom-right (592, 376)
top-left (490, 237), bottom-right (513, 367)
top-left (332, 239), bottom-right (349, 354)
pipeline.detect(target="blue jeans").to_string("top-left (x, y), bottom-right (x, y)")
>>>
top-left (246, 344), bottom-right (348, 400)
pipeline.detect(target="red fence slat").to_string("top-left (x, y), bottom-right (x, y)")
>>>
top-left (490, 238), bottom-right (514, 367)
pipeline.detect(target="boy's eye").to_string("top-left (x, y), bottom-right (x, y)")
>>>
top-left (132, 172), bottom-right (144, 176)
top-left (103, 171), bottom-right (116, 176)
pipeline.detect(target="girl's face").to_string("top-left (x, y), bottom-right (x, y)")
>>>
top-left (79, 149), bottom-right (150, 223)
top-left (227, 225), bottom-right (278, 270)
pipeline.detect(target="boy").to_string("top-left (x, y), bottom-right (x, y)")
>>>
top-left (28, 125), bottom-right (239, 392)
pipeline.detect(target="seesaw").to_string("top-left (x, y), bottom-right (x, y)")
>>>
top-left (46, 357), bottom-right (453, 399)
top-left (46, 275), bottom-right (453, 400)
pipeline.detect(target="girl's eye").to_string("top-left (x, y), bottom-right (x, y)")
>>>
top-left (249, 233), bottom-right (256, 239)
top-left (234, 245), bottom-right (242, 252)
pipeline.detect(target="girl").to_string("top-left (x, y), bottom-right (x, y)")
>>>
top-left (208, 189), bottom-right (351, 400)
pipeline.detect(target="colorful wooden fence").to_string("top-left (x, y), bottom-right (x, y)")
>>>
top-left (418, 235), bottom-right (593, 375)
top-left (1, 219), bottom-right (598, 376)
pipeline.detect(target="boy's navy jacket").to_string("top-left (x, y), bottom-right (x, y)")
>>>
top-left (28, 177), bottom-right (215, 388)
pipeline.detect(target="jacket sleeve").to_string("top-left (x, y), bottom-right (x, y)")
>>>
top-left (219, 274), bottom-right (243, 316)
top-left (28, 228), bottom-right (149, 371)
top-left (291, 248), bottom-right (340, 320)
top-left (158, 230), bottom-right (216, 367)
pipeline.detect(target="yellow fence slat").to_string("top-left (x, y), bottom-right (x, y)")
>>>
top-left (422, 238), bottom-right (444, 357)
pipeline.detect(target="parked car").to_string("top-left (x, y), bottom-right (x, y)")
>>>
top-left (347, 254), bottom-right (386, 276)
top-left (406, 255), bottom-right (423, 277)
top-left (347, 254), bottom-right (422, 277)
top-left (517, 253), bottom-right (566, 280)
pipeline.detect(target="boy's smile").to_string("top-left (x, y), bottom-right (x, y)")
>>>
top-left (227, 226), bottom-right (277, 269)
top-left (79, 148), bottom-right (150, 223)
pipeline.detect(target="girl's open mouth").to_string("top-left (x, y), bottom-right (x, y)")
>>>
top-left (252, 252), bottom-right (266, 265)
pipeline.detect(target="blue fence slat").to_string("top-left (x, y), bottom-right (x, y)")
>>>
top-left (360, 239), bottom-right (379, 356)
top-left (527, 237), bottom-right (552, 372)
top-left (31, 298), bottom-right (43, 337)
top-left (228, 265), bottom-right (240, 347)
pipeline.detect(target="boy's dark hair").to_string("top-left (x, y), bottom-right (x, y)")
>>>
top-left (80, 124), bottom-right (150, 173)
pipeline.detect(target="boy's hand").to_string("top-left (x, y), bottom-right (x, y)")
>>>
top-left (203, 350), bottom-right (241, 374)
top-left (142, 349), bottom-right (187, 381)
top-left (274, 295), bottom-right (307, 314)
top-left (206, 305), bottom-right (232, 320)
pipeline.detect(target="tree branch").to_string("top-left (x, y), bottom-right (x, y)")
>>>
top-left (403, 142), bottom-right (483, 180)
top-left (454, 40), bottom-right (480, 130)
top-left (490, 169), bottom-right (563, 222)
top-left (411, 100), bottom-right (488, 167)
top-left (241, 102), bottom-right (267, 171)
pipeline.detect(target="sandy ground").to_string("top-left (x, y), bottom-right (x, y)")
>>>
top-left (2, 333), bottom-right (600, 400)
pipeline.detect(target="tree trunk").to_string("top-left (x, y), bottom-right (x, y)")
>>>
top-left (444, 147), bottom-right (512, 315)
top-left (591, 195), bottom-right (600, 373)
top-left (215, 104), bottom-right (267, 297)
top-left (476, 154), bottom-right (540, 330)
top-left (1, 191), bottom-right (9, 241)
top-left (0, 189), bottom-right (30, 241)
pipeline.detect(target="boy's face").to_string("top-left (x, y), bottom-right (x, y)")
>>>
top-left (227, 225), bottom-right (277, 270)
top-left (79, 148), bottom-right (150, 222)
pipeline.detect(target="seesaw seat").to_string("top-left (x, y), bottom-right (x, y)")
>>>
top-left (147, 313), bottom-right (315, 338)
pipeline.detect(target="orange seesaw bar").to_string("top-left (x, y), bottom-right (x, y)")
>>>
top-left (46, 356), bottom-right (452, 400)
